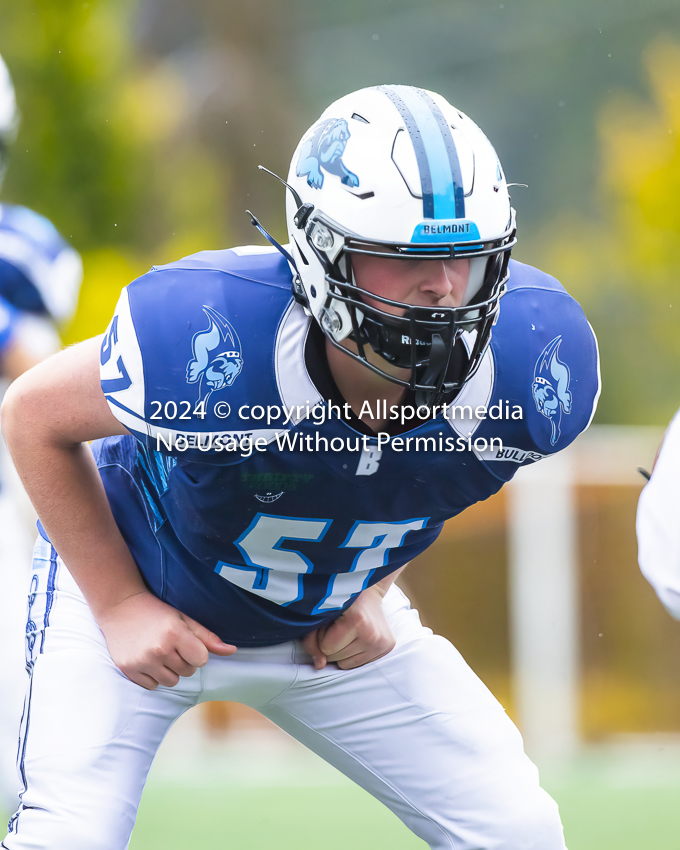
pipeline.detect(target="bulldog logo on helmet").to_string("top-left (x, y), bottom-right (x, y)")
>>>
top-left (531, 336), bottom-right (572, 446)
top-left (296, 118), bottom-right (359, 189)
top-left (187, 305), bottom-right (243, 402)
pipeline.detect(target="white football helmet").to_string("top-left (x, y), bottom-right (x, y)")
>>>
top-left (0, 54), bottom-right (18, 189)
top-left (284, 85), bottom-right (516, 405)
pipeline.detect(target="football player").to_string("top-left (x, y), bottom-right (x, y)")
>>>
top-left (637, 409), bottom-right (680, 618)
top-left (1, 85), bottom-right (599, 849)
top-left (0, 53), bottom-right (82, 813)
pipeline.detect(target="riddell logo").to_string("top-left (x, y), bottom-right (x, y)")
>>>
top-left (401, 335), bottom-right (429, 345)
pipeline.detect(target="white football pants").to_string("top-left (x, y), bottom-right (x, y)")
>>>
top-left (0, 436), bottom-right (35, 813)
top-left (2, 535), bottom-right (567, 850)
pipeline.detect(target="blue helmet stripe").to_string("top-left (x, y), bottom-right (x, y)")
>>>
top-left (379, 86), bottom-right (435, 217)
top-left (378, 85), bottom-right (465, 221)
top-left (418, 89), bottom-right (465, 219)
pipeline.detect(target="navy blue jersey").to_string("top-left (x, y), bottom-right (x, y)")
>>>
top-left (0, 203), bottom-right (82, 323)
top-left (90, 246), bottom-right (599, 646)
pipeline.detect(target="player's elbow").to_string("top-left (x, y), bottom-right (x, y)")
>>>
top-left (1, 367), bottom-right (53, 450)
top-left (1, 369), bottom-right (29, 441)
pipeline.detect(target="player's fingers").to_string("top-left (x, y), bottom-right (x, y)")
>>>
top-left (152, 666), bottom-right (181, 688)
top-left (122, 668), bottom-right (160, 691)
top-left (324, 636), bottom-right (364, 663)
top-left (335, 644), bottom-right (393, 670)
top-left (181, 614), bottom-right (237, 658)
top-left (302, 628), bottom-right (327, 670)
top-left (327, 631), bottom-right (396, 666)
top-left (336, 654), bottom-right (369, 670)
top-left (174, 630), bottom-right (211, 670)
top-left (165, 648), bottom-right (199, 679)
top-left (317, 620), bottom-right (357, 657)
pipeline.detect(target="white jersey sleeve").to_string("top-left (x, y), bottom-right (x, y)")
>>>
top-left (637, 407), bottom-right (680, 619)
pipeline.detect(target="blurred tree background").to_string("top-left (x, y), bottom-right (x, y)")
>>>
top-left (2, 0), bottom-right (680, 425)
top-left (3, 0), bottom-right (680, 755)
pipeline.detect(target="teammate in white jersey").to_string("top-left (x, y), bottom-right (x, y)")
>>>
top-left (2, 86), bottom-right (599, 849)
top-left (0, 53), bottom-right (82, 813)
top-left (637, 409), bottom-right (680, 617)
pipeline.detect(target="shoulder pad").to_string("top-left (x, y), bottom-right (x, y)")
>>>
top-left (100, 247), bottom-right (321, 463)
top-left (446, 260), bottom-right (600, 480)
top-left (152, 245), bottom-right (293, 290)
top-left (0, 203), bottom-right (82, 322)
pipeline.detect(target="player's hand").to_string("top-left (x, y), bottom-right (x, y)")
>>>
top-left (97, 590), bottom-right (237, 690)
top-left (302, 585), bottom-right (395, 670)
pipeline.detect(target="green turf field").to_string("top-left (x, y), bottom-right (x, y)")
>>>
top-left (541, 743), bottom-right (680, 850)
top-left (4, 738), bottom-right (680, 848)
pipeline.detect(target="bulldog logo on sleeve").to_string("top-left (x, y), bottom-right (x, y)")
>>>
top-left (186, 305), bottom-right (243, 403)
top-left (531, 336), bottom-right (572, 446)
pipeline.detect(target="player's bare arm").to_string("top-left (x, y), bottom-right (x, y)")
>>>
top-left (1, 337), bottom-right (236, 690)
top-left (4, 337), bottom-right (405, 680)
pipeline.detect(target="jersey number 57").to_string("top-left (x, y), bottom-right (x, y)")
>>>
top-left (215, 513), bottom-right (427, 613)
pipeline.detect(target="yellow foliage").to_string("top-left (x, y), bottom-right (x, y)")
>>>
top-left (63, 232), bottom-right (227, 346)
top-left (598, 47), bottom-right (680, 276)
top-left (544, 37), bottom-right (680, 288)
top-left (62, 248), bottom-right (148, 345)
top-left (533, 37), bottom-right (680, 423)
top-left (596, 39), bottom-right (680, 303)
top-left (646, 39), bottom-right (680, 138)
top-left (116, 66), bottom-right (191, 145)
